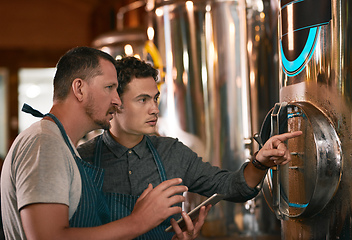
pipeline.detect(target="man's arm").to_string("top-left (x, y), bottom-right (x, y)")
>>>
top-left (20, 178), bottom-right (187, 240)
top-left (244, 131), bottom-right (302, 188)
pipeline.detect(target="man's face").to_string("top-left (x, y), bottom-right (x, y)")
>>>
top-left (84, 59), bottom-right (121, 130)
top-left (111, 76), bottom-right (159, 136)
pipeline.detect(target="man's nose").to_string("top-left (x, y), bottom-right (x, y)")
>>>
top-left (150, 101), bottom-right (159, 115)
top-left (112, 91), bottom-right (122, 107)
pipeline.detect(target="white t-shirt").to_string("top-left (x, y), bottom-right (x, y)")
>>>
top-left (1, 119), bottom-right (81, 240)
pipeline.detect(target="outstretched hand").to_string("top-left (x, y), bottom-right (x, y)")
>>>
top-left (244, 131), bottom-right (302, 188)
top-left (171, 205), bottom-right (212, 240)
top-left (256, 131), bottom-right (302, 168)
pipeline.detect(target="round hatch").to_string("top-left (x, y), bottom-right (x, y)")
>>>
top-left (259, 101), bottom-right (342, 218)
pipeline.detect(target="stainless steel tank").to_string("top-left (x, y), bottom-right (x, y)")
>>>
top-left (149, 0), bottom-right (281, 237)
top-left (91, 28), bottom-right (147, 60)
top-left (260, 0), bottom-right (352, 238)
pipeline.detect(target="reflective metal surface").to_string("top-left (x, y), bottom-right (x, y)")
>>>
top-left (270, 103), bottom-right (287, 220)
top-left (262, 102), bottom-right (342, 220)
top-left (262, 0), bottom-right (352, 238)
top-left (286, 102), bottom-right (342, 218)
top-left (150, 0), bottom-right (281, 237)
top-left (92, 28), bottom-right (147, 60)
top-left (154, 1), bottom-right (252, 236)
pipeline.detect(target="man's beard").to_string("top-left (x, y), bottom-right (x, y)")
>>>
top-left (85, 95), bottom-right (112, 130)
top-left (94, 118), bottom-right (111, 130)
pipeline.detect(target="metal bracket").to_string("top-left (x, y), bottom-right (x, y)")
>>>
top-left (270, 102), bottom-right (287, 220)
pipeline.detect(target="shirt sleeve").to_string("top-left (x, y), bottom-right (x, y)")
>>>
top-left (15, 133), bottom-right (74, 210)
top-left (171, 140), bottom-right (260, 202)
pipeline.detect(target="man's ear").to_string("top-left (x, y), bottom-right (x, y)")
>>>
top-left (72, 78), bottom-right (85, 102)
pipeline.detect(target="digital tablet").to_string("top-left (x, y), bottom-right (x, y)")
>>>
top-left (164, 193), bottom-right (225, 232)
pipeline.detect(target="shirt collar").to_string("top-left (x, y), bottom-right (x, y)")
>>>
top-left (102, 131), bottom-right (148, 159)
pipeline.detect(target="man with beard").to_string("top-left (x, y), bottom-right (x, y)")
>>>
top-left (77, 56), bottom-right (302, 239)
top-left (1, 47), bottom-right (206, 240)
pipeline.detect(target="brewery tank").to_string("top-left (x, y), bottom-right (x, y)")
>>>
top-left (260, 0), bottom-right (352, 239)
top-left (149, 0), bottom-right (281, 237)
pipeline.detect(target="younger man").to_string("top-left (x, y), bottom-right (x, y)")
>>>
top-left (77, 56), bottom-right (302, 238)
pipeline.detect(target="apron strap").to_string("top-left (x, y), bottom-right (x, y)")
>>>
top-left (93, 135), bottom-right (103, 167)
top-left (146, 136), bottom-right (168, 182)
top-left (22, 103), bottom-right (45, 118)
top-left (22, 103), bottom-right (110, 227)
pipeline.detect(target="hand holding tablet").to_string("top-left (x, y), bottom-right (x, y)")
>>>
top-left (165, 193), bottom-right (225, 232)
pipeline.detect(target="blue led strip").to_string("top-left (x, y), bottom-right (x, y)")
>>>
top-left (289, 202), bottom-right (309, 208)
top-left (287, 112), bottom-right (306, 119)
top-left (281, 0), bottom-right (304, 10)
top-left (269, 169), bottom-right (309, 209)
top-left (280, 26), bottom-right (321, 77)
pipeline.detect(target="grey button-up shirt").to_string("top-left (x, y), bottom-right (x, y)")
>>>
top-left (77, 131), bottom-right (259, 202)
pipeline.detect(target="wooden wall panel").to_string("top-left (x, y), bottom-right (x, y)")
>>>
top-left (0, 0), bottom-right (139, 149)
top-left (0, 1), bottom-right (93, 48)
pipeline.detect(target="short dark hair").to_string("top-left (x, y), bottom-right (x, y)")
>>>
top-left (53, 46), bottom-right (117, 101)
top-left (116, 57), bottom-right (158, 97)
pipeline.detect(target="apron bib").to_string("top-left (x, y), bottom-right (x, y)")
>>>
top-left (22, 104), bottom-right (111, 227)
top-left (94, 135), bottom-right (175, 240)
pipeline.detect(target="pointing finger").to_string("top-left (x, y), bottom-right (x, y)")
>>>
top-left (273, 131), bottom-right (302, 143)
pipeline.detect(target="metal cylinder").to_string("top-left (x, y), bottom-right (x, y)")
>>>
top-left (150, 0), bottom-right (281, 237)
top-left (263, 0), bottom-right (352, 238)
top-left (92, 28), bottom-right (147, 60)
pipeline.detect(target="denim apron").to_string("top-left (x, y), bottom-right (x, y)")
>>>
top-left (94, 134), bottom-right (175, 239)
top-left (22, 104), bottom-right (111, 227)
